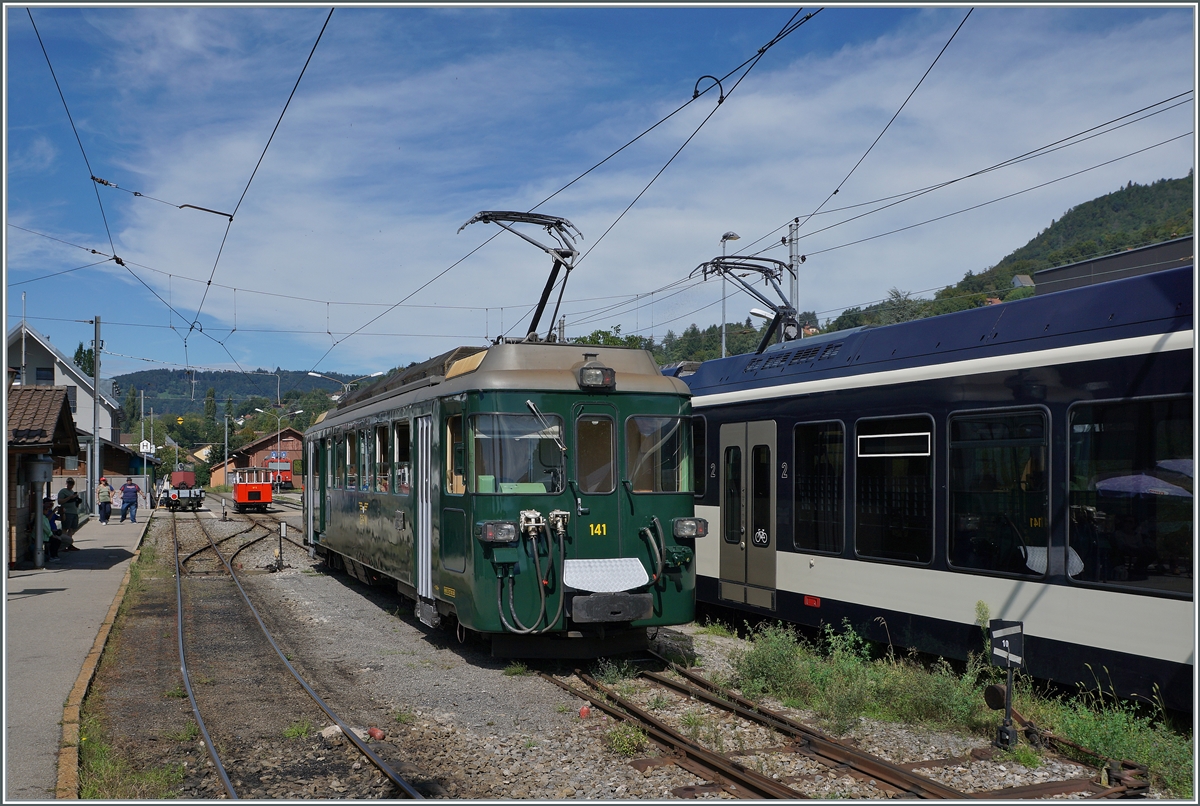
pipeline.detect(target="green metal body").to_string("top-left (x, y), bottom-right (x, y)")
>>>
top-left (304, 343), bottom-right (698, 642)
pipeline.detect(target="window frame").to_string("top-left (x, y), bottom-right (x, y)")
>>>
top-left (575, 412), bottom-right (616, 495)
top-left (853, 413), bottom-right (936, 566)
top-left (792, 419), bottom-right (846, 555)
top-left (623, 414), bottom-right (692, 495)
top-left (945, 406), bottom-right (1050, 578)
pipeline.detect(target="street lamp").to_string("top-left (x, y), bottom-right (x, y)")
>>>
top-left (720, 231), bottom-right (740, 358)
top-left (307, 370), bottom-right (384, 400)
top-left (255, 408), bottom-right (303, 488)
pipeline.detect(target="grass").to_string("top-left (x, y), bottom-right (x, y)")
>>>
top-left (646, 693), bottom-right (671, 711)
top-left (163, 683), bottom-right (187, 699)
top-left (503, 660), bottom-right (530, 676)
top-left (283, 720), bottom-right (312, 739)
top-left (591, 657), bottom-right (640, 684)
top-left (729, 619), bottom-right (1194, 799)
top-left (603, 722), bottom-right (648, 756)
top-left (165, 721), bottom-right (199, 742)
top-left (695, 617), bottom-right (736, 638)
top-left (392, 708), bottom-right (416, 725)
top-left (78, 712), bottom-right (185, 799)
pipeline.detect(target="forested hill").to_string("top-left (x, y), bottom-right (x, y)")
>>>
top-left (821, 172), bottom-right (1193, 331)
top-left (112, 368), bottom-right (357, 417)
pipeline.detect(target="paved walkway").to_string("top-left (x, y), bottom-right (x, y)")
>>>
top-left (4, 509), bottom-right (153, 801)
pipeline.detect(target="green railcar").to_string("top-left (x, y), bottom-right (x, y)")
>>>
top-left (303, 341), bottom-right (708, 657)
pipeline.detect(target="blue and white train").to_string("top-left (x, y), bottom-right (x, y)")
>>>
top-left (678, 262), bottom-right (1193, 712)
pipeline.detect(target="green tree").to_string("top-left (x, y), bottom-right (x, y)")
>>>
top-left (123, 385), bottom-right (139, 424)
top-left (204, 387), bottom-right (217, 423)
top-left (73, 342), bottom-right (94, 376)
top-left (224, 395), bottom-right (234, 419)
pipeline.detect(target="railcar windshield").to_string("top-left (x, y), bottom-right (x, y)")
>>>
top-left (472, 413), bottom-right (565, 494)
top-left (626, 416), bottom-right (691, 493)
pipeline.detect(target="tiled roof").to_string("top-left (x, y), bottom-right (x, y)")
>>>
top-left (7, 386), bottom-right (80, 454)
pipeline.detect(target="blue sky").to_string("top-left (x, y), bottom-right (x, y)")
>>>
top-left (5, 5), bottom-right (1195, 392)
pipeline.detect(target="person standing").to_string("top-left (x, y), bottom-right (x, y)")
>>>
top-left (56, 477), bottom-right (83, 551)
top-left (39, 498), bottom-right (63, 562)
top-left (119, 477), bottom-right (142, 524)
top-left (96, 477), bottom-right (114, 525)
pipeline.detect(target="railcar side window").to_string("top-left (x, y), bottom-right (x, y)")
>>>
top-left (345, 431), bottom-right (357, 490)
top-left (359, 429), bottom-right (369, 491)
top-left (324, 438), bottom-right (332, 489)
top-left (692, 417), bottom-right (707, 497)
top-left (793, 422), bottom-right (844, 554)
top-left (626, 416), bottom-right (691, 493)
top-left (335, 436), bottom-right (345, 489)
top-left (855, 416), bottom-right (933, 564)
top-left (948, 411), bottom-right (1047, 576)
top-left (374, 425), bottom-right (390, 493)
top-left (1068, 397), bottom-right (1192, 596)
top-left (473, 413), bottom-right (564, 494)
top-left (576, 415), bottom-right (614, 494)
top-left (723, 446), bottom-right (742, 543)
top-left (446, 415), bottom-right (465, 495)
top-left (394, 421), bottom-right (411, 495)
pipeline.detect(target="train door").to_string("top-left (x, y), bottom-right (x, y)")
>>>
top-left (573, 403), bottom-right (622, 558)
top-left (307, 440), bottom-right (317, 549)
top-left (718, 420), bottom-right (778, 610)
top-left (415, 415), bottom-right (436, 622)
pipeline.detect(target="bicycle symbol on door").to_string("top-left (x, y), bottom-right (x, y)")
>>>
top-left (752, 528), bottom-right (770, 547)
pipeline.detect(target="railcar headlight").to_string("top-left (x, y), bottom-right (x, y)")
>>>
top-left (477, 521), bottom-right (519, 543)
top-left (672, 517), bottom-right (708, 538)
top-left (578, 364), bottom-right (616, 390)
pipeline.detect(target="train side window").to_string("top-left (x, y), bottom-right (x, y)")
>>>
top-left (948, 411), bottom-right (1047, 576)
top-left (324, 438), bottom-right (332, 489)
top-left (345, 431), bottom-right (358, 490)
top-left (375, 425), bottom-right (390, 494)
top-left (576, 415), bottom-right (614, 494)
top-left (334, 436), bottom-right (345, 489)
top-left (692, 416), bottom-right (707, 497)
top-left (793, 421), bottom-right (844, 554)
top-left (359, 429), bottom-right (369, 491)
top-left (1068, 397), bottom-right (1192, 595)
top-left (394, 421), bottom-right (411, 495)
top-left (446, 415), bottom-right (465, 495)
top-left (723, 446), bottom-right (742, 543)
top-left (855, 416), bottom-right (933, 564)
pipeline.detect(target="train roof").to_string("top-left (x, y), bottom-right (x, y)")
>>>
top-left (310, 341), bottom-right (691, 433)
top-left (684, 263), bottom-right (1193, 406)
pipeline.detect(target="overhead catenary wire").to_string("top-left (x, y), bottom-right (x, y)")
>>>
top-left (737, 90), bottom-right (1194, 257)
top-left (499, 8), bottom-right (823, 341)
top-left (733, 7), bottom-right (973, 264)
top-left (188, 8), bottom-right (335, 337)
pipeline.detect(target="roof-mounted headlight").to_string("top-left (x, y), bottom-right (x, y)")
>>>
top-left (578, 354), bottom-right (615, 390)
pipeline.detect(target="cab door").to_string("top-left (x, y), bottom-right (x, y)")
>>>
top-left (572, 403), bottom-right (623, 557)
top-left (718, 420), bottom-right (777, 610)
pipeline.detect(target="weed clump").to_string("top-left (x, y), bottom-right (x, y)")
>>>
top-left (603, 722), bottom-right (648, 756)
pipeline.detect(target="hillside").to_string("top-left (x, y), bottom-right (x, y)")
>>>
top-left (112, 368), bottom-right (358, 417)
top-left (824, 173), bottom-right (1193, 331)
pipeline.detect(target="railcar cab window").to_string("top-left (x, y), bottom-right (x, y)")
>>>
top-left (576, 415), bottom-right (614, 494)
top-left (373, 425), bottom-right (390, 493)
top-left (855, 416), bottom-right (933, 564)
top-left (626, 416), bottom-right (691, 493)
top-left (446, 415), bottom-right (465, 495)
top-left (1068, 397), bottom-right (1192, 595)
top-left (948, 411), bottom-right (1047, 576)
top-left (473, 413), bottom-right (565, 494)
top-left (394, 421), bottom-right (412, 495)
top-left (793, 421), bottom-right (844, 554)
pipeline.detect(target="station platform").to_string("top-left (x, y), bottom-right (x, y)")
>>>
top-left (4, 508), bottom-right (154, 800)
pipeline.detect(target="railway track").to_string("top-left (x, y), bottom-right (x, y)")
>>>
top-left (169, 511), bottom-right (423, 799)
top-left (541, 652), bottom-right (1150, 800)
